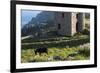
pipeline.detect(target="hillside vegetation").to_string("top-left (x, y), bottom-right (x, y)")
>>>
top-left (21, 34), bottom-right (90, 63)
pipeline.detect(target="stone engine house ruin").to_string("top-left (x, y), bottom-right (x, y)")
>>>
top-left (55, 12), bottom-right (85, 36)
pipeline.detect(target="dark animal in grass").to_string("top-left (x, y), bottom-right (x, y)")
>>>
top-left (35, 47), bottom-right (48, 55)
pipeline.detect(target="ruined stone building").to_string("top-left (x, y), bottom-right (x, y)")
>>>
top-left (55, 12), bottom-right (85, 36)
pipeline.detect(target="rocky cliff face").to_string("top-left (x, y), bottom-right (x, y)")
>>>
top-left (21, 11), bottom-right (56, 36)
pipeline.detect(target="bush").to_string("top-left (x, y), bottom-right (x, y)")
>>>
top-left (74, 32), bottom-right (83, 36)
top-left (21, 49), bottom-right (35, 63)
top-left (78, 47), bottom-right (90, 57)
top-left (33, 54), bottom-right (48, 62)
top-left (81, 29), bottom-right (90, 35)
top-left (74, 55), bottom-right (86, 60)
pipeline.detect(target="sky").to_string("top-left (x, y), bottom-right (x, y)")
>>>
top-left (21, 10), bottom-right (41, 26)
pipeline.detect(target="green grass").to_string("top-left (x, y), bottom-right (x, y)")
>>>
top-left (21, 35), bottom-right (90, 49)
top-left (21, 34), bottom-right (90, 63)
top-left (21, 44), bottom-right (90, 63)
top-left (22, 34), bottom-right (89, 43)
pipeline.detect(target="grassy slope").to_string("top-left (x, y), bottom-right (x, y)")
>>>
top-left (21, 35), bottom-right (90, 63)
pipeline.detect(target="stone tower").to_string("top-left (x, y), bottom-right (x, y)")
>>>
top-left (55, 12), bottom-right (85, 36)
top-left (76, 13), bottom-right (85, 32)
